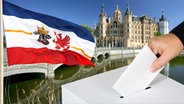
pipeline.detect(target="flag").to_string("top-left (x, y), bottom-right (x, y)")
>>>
top-left (3, 1), bottom-right (95, 67)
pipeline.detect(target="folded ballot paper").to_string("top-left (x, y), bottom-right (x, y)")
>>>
top-left (112, 45), bottom-right (164, 97)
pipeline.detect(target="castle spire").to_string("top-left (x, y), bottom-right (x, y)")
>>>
top-left (93, 20), bottom-right (96, 29)
top-left (127, 3), bottom-right (129, 10)
top-left (116, 4), bottom-right (119, 10)
top-left (125, 3), bottom-right (131, 15)
top-left (101, 4), bottom-right (105, 14)
top-left (159, 10), bottom-right (166, 21)
top-left (100, 4), bottom-right (106, 17)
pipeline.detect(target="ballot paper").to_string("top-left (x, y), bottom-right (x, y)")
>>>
top-left (112, 45), bottom-right (164, 97)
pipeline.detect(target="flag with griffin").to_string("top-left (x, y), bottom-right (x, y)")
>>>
top-left (3, 1), bottom-right (95, 67)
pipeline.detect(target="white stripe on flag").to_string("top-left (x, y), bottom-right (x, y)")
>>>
top-left (4, 15), bottom-right (95, 58)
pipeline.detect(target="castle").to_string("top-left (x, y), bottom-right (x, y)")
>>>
top-left (94, 4), bottom-right (169, 48)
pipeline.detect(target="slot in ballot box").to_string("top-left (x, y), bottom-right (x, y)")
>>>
top-left (62, 66), bottom-right (184, 104)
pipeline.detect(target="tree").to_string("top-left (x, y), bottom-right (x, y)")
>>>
top-left (80, 25), bottom-right (94, 37)
top-left (154, 32), bottom-right (162, 37)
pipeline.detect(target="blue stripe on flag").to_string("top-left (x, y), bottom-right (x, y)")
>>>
top-left (3, 1), bottom-right (95, 43)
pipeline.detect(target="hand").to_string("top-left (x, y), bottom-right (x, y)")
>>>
top-left (148, 33), bottom-right (183, 73)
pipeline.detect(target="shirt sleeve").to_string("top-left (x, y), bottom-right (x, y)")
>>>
top-left (170, 21), bottom-right (184, 46)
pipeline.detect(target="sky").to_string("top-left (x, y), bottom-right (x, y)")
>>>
top-left (4, 0), bottom-right (184, 31)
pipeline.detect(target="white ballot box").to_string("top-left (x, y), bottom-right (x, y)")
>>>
top-left (62, 66), bottom-right (184, 104)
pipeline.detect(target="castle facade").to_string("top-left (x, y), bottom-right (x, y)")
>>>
top-left (94, 4), bottom-right (168, 48)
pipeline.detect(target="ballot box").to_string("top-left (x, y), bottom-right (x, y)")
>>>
top-left (62, 66), bottom-right (184, 104)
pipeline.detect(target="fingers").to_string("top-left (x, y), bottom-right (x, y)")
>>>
top-left (148, 38), bottom-right (159, 55)
top-left (153, 49), bottom-right (159, 55)
top-left (148, 34), bottom-right (183, 73)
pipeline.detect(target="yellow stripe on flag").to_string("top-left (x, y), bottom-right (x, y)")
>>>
top-left (71, 46), bottom-right (92, 59)
top-left (5, 29), bottom-right (32, 35)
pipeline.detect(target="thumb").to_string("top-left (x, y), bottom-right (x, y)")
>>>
top-left (150, 53), bottom-right (168, 73)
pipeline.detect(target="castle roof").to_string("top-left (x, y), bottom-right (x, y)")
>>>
top-left (125, 3), bottom-right (131, 15)
top-left (100, 4), bottom-right (106, 17)
top-left (114, 5), bottom-right (121, 14)
top-left (132, 16), bottom-right (141, 21)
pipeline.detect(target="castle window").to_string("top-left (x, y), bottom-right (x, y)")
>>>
top-left (146, 26), bottom-right (150, 30)
top-left (113, 21), bottom-right (117, 28)
top-left (145, 31), bottom-right (150, 35)
top-left (127, 29), bottom-right (129, 33)
top-left (113, 30), bottom-right (117, 34)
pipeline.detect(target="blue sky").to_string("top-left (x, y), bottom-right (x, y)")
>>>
top-left (4, 0), bottom-right (184, 31)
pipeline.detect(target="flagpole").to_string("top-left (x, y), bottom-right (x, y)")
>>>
top-left (0, 0), bottom-right (4, 103)
top-left (46, 63), bottom-right (55, 78)
top-left (45, 63), bottom-right (56, 103)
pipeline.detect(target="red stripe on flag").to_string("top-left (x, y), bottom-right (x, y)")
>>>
top-left (7, 47), bottom-right (94, 67)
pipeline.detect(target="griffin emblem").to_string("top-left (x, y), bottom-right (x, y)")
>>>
top-left (53, 31), bottom-right (70, 50)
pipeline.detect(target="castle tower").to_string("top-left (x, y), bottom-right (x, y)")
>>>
top-left (159, 10), bottom-right (169, 34)
top-left (99, 4), bottom-right (107, 38)
top-left (110, 5), bottom-right (123, 47)
top-left (123, 3), bottom-right (132, 47)
top-left (94, 4), bottom-right (107, 47)
top-left (113, 5), bottom-right (122, 23)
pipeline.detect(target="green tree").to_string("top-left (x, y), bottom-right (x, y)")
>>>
top-left (154, 32), bottom-right (162, 37)
top-left (80, 25), bottom-right (94, 37)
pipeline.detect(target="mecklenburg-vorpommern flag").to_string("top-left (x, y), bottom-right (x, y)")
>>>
top-left (3, 1), bottom-right (95, 67)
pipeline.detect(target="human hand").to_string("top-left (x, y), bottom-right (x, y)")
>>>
top-left (148, 33), bottom-right (183, 73)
